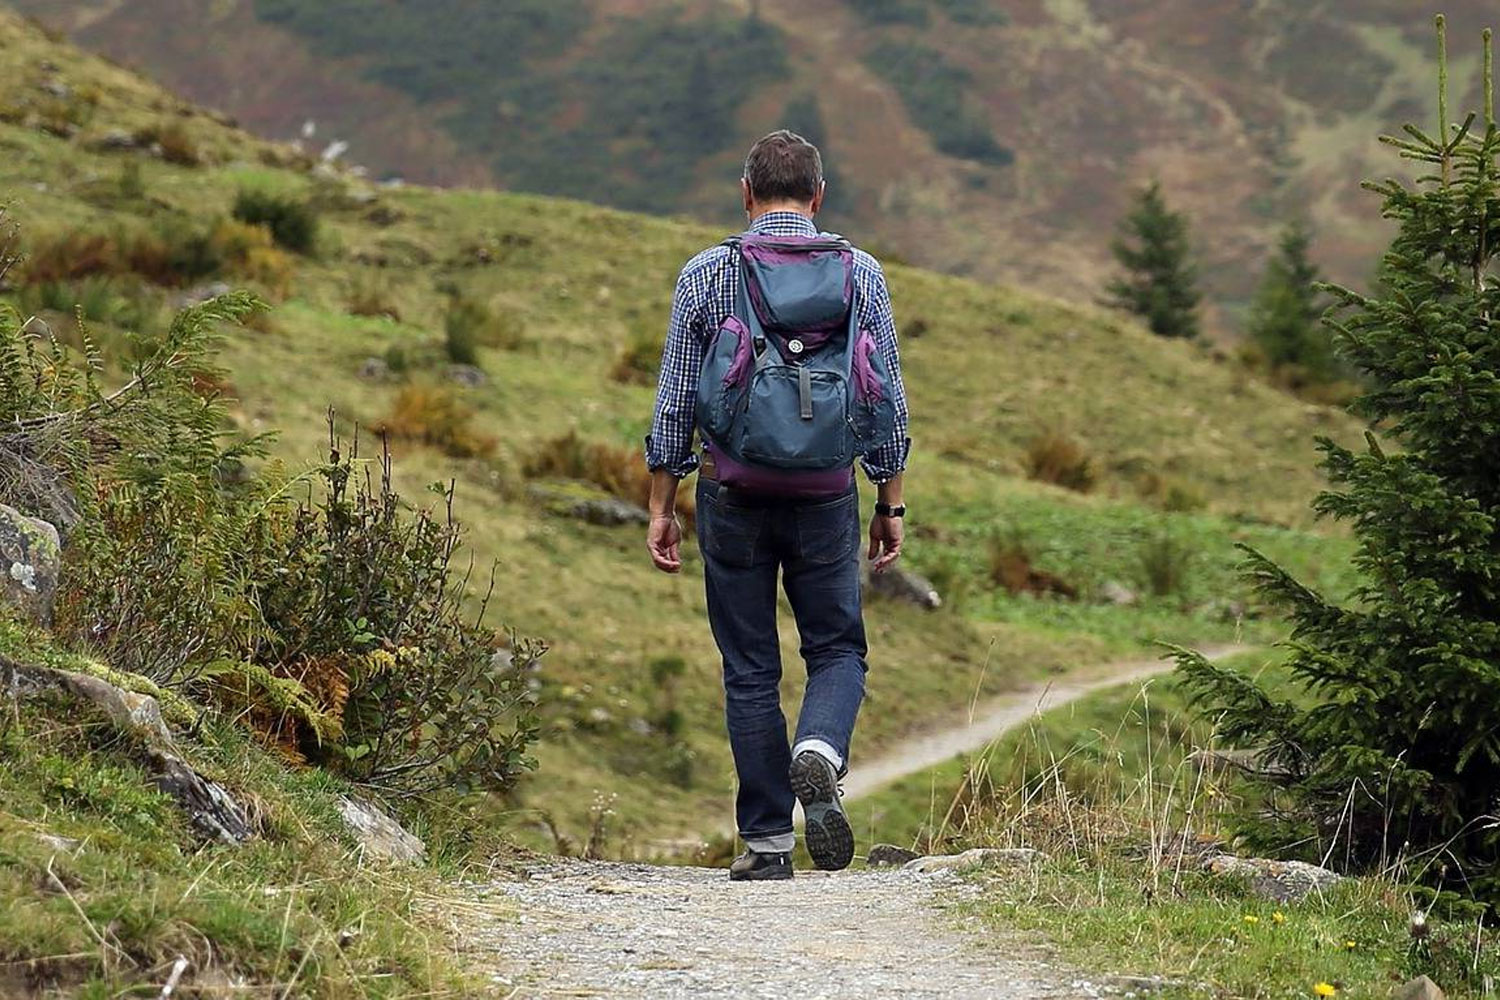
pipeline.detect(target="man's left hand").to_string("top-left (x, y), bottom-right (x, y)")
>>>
top-left (868, 514), bottom-right (903, 573)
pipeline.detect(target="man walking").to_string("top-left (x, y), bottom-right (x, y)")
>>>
top-left (644, 130), bottom-right (911, 880)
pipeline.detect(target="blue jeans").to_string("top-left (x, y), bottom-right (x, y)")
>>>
top-left (695, 478), bottom-right (868, 844)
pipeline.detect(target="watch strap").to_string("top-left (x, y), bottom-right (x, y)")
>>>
top-left (875, 501), bottom-right (906, 518)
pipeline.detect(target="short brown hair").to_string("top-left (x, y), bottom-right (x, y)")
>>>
top-left (743, 130), bottom-right (823, 203)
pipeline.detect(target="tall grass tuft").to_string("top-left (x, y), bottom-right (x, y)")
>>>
top-left (1023, 430), bottom-right (1096, 492)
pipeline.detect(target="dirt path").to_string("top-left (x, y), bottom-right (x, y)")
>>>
top-left (843, 645), bottom-right (1248, 801)
top-left (454, 858), bottom-right (1085, 999)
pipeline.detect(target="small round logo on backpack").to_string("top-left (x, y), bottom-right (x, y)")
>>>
top-left (788, 338), bottom-right (805, 355)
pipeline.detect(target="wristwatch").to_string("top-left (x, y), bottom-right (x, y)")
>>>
top-left (874, 501), bottom-right (906, 518)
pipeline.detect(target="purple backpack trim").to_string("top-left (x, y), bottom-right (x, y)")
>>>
top-left (852, 328), bottom-right (883, 403)
top-left (705, 442), bottom-right (853, 498)
top-left (720, 316), bottom-right (752, 387)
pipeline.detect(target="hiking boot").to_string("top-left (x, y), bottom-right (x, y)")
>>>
top-left (729, 848), bottom-right (793, 881)
top-left (790, 751), bottom-right (854, 871)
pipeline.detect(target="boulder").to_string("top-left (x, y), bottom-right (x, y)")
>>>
top-left (446, 364), bottom-right (487, 388)
top-left (357, 356), bottom-right (391, 380)
top-left (568, 498), bottom-right (651, 527)
top-left (866, 843), bottom-right (921, 868)
top-left (1394, 977), bottom-right (1445, 1000)
top-left (339, 796), bottom-right (426, 863)
top-left (2, 655), bottom-right (251, 844)
top-left (904, 847), bottom-right (1047, 873)
top-left (1099, 580), bottom-right (1138, 607)
top-left (1204, 854), bottom-right (1342, 902)
top-left (861, 562), bottom-right (942, 610)
top-left (0, 504), bottom-right (61, 627)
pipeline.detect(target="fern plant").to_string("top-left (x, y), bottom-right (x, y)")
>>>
top-left (1171, 21), bottom-right (1500, 902)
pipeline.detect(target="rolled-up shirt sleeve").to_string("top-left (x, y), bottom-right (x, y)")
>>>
top-left (858, 263), bottom-right (911, 484)
top-left (644, 267), bottom-right (704, 478)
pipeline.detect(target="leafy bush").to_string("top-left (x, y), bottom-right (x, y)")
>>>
top-left (232, 189), bottom-right (319, 255)
top-left (20, 220), bottom-right (230, 290)
top-left (377, 384), bottom-right (496, 458)
top-left (1023, 430), bottom-right (1096, 492)
top-left (240, 434), bottom-right (541, 796)
top-left (1174, 25), bottom-right (1500, 902)
top-left (208, 219), bottom-right (295, 299)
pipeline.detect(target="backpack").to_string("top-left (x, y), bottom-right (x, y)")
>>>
top-left (696, 233), bottom-right (898, 494)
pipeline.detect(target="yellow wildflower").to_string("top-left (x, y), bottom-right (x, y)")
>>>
top-left (365, 649), bottom-right (397, 674)
top-left (1272, 912), bottom-right (1286, 925)
top-left (1314, 983), bottom-right (1337, 997)
top-left (1344, 940), bottom-right (1356, 950)
top-left (1243, 914), bottom-right (1260, 925)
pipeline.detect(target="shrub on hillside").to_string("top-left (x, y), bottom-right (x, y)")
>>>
top-left (444, 295), bottom-right (526, 364)
top-left (1137, 531), bottom-right (1193, 598)
top-left (135, 121), bottom-right (202, 167)
top-left (524, 430), bottom-right (697, 525)
top-left (2, 252), bottom-right (539, 797)
top-left (376, 384), bottom-right (496, 458)
top-left (232, 189), bottom-right (319, 255)
top-left (347, 274), bottom-right (401, 320)
top-left (1022, 430), bottom-right (1096, 493)
top-left (986, 528), bottom-right (1076, 599)
top-left (209, 219), bottom-right (294, 299)
top-left (20, 220), bottom-right (231, 290)
top-left (610, 323), bottom-right (663, 385)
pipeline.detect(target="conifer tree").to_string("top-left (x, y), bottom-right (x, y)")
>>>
top-left (1172, 20), bottom-right (1500, 901)
top-left (1247, 221), bottom-right (1338, 385)
top-left (1105, 181), bottom-right (1202, 339)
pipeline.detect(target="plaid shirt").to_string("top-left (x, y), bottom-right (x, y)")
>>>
top-left (645, 211), bottom-right (911, 482)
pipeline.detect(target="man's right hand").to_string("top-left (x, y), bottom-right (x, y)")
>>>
top-left (647, 514), bottom-right (683, 573)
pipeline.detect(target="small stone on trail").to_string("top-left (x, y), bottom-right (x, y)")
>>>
top-left (446, 363), bottom-right (487, 387)
top-left (867, 844), bottom-right (921, 868)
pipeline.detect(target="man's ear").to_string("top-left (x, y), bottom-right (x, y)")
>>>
top-left (741, 177), bottom-right (754, 217)
top-left (809, 181), bottom-right (826, 216)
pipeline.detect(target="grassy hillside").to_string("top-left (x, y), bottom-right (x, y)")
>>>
top-left (8, 0), bottom-right (1497, 318)
top-left (0, 9), bottom-right (1364, 847)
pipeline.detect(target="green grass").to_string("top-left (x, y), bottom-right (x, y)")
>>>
top-left (0, 617), bottom-right (494, 998)
top-left (0, 8), bottom-right (1370, 846)
top-left (852, 652), bottom-right (1500, 998)
top-left (966, 858), bottom-right (1479, 1000)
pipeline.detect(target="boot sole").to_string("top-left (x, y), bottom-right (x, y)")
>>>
top-left (791, 754), bottom-right (854, 871)
top-left (729, 866), bottom-right (793, 882)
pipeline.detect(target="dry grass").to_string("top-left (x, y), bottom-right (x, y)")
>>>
top-left (1023, 430), bottom-right (1097, 493)
top-left (524, 430), bottom-right (696, 524)
top-left (375, 384), bottom-right (496, 458)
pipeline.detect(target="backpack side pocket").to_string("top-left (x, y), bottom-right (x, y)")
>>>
top-left (696, 315), bottom-right (751, 444)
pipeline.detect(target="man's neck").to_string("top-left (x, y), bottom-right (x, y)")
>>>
top-left (748, 202), bottom-right (814, 224)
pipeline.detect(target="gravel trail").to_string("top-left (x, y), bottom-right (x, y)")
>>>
top-left (455, 858), bottom-right (1083, 999)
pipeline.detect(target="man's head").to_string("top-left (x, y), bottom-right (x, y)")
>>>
top-left (742, 129), bottom-right (825, 218)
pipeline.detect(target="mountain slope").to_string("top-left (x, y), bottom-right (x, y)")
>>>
top-left (0, 9), bottom-right (1361, 845)
top-left (9, 0), bottom-right (1496, 320)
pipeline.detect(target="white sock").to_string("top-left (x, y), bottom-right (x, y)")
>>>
top-left (745, 832), bottom-right (795, 854)
top-left (792, 738), bottom-right (844, 771)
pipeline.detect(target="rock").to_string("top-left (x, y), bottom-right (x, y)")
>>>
top-left (446, 364), bottom-right (487, 388)
top-left (1099, 580), bottom-right (1138, 607)
top-left (1204, 854), bottom-right (1342, 902)
top-left (171, 281), bottom-right (232, 308)
top-left (567, 498), bottom-right (651, 527)
top-left (88, 128), bottom-right (143, 152)
top-left (0, 505), bottom-right (61, 627)
top-left (339, 796), bottom-right (426, 863)
top-left (866, 844), bottom-right (921, 868)
top-left (357, 356), bottom-right (390, 380)
top-left (1394, 976), bottom-right (1445, 1000)
top-left (20, 315), bottom-right (52, 340)
top-left (151, 750), bottom-right (253, 844)
top-left (2, 654), bottom-right (251, 844)
top-left (59, 670), bottom-right (175, 748)
top-left (35, 831), bottom-right (81, 854)
top-left (38, 79), bottom-right (71, 99)
top-left (904, 847), bottom-right (1047, 873)
top-left (861, 562), bottom-right (941, 610)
